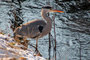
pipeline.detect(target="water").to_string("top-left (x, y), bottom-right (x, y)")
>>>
top-left (0, 0), bottom-right (90, 60)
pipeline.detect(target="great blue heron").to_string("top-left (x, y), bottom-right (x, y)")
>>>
top-left (14, 6), bottom-right (64, 51)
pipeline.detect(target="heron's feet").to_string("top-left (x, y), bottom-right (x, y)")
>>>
top-left (34, 48), bottom-right (42, 56)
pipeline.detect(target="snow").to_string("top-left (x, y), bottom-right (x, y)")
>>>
top-left (0, 34), bottom-right (46, 60)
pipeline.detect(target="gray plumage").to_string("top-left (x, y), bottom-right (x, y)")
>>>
top-left (14, 5), bottom-right (63, 51)
top-left (14, 20), bottom-right (47, 38)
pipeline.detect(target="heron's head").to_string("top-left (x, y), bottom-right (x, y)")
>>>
top-left (42, 5), bottom-right (64, 13)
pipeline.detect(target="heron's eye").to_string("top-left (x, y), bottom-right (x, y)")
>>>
top-left (50, 8), bottom-right (52, 10)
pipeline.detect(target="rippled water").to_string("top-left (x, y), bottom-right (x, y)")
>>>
top-left (0, 0), bottom-right (90, 60)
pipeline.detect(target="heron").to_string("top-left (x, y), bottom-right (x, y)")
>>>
top-left (14, 5), bottom-right (64, 51)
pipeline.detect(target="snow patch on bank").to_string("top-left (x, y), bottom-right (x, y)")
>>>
top-left (0, 34), bottom-right (46, 60)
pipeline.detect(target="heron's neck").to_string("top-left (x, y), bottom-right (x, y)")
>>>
top-left (40, 9), bottom-right (52, 36)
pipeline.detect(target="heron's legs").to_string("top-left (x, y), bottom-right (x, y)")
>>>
top-left (33, 38), bottom-right (42, 56)
top-left (36, 38), bottom-right (38, 51)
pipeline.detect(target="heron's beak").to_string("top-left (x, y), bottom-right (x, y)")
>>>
top-left (50, 10), bottom-right (64, 13)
